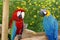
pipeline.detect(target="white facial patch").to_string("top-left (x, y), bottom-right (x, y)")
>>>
top-left (17, 11), bottom-right (21, 17)
top-left (44, 12), bottom-right (47, 15)
top-left (21, 12), bottom-right (25, 19)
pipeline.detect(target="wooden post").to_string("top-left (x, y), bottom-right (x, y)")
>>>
top-left (2, 0), bottom-right (9, 40)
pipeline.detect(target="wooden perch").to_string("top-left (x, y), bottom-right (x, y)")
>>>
top-left (21, 36), bottom-right (48, 40)
top-left (2, 0), bottom-right (9, 40)
top-left (0, 24), bottom-right (60, 40)
top-left (14, 29), bottom-right (60, 40)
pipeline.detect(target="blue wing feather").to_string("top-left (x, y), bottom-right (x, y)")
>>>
top-left (11, 21), bottom-right (17, 40)
top-left (54, 20), bottom-right (58, 39)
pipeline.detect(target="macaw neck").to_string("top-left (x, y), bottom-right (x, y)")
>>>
top-left (14, 18), bottom-right (23, 21)
top-left (46, 12), bottom-right (50, 17)
top-left (19, 18), bottom-right (23, 21)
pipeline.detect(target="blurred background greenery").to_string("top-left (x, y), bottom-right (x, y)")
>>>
top-left (0, 0), bottom-right (60, 32)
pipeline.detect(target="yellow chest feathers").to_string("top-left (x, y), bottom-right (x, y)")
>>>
top-left (46, 10), bottom-right (50, 17)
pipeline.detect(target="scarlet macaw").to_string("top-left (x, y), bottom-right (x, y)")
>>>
top-left (9, 8), bottom-right (25, 40)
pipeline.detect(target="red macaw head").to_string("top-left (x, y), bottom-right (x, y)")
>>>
top-left (12, 8), bottom-right (25, 21)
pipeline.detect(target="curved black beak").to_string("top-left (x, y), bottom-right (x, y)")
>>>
top-left (40, 11), bottom-right (45, 17)
top-left (18, 14), bottom-right (22, 19)
top-left (40, 9), bottom-right (46, 17)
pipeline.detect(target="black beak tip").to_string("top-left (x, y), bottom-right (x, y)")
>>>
top-left (18, 15), bottom-right (22, 19)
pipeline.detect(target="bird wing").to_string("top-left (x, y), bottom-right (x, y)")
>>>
top-left (54, 19), bottom-right (58, 38)
top-left (11, 21), bottom-right (17, 40)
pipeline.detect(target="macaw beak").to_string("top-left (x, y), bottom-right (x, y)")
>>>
top-left (18, 14), bottom-right (22, 19)
top-left (17, 11), bottom-right (25, 19)
top-left (40, 11), bottom-right (45, 17)
top-left (40, 9), bottom-right (47, 17)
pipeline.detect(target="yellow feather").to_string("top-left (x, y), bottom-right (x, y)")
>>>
top-left (17, 6), bottom-right (21, 9)
top-left (46, 10), bottom-right (50, 17)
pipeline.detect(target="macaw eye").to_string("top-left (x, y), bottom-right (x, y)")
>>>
top-left (17, 11), bottom-right (21, 17)
top-left (21, 12), bottom-right (25, 19)
top-left (44, 12), bottom-right (47, 15)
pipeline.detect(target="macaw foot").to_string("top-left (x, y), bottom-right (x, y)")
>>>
top-left (18, 38), bottom-right (21, 40)
top-left (18, 35), bottom-right (22, 40)
top-left (14, 35), bottom-right (22, 40)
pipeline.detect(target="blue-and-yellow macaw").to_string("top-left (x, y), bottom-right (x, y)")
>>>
top-left (40, 9), bottom-right (58, 40)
